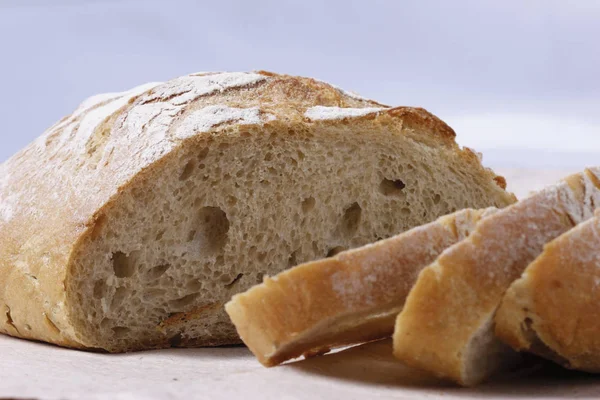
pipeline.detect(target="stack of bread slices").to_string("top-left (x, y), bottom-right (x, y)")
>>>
top-left (227, 167), bottom-right (600, 386)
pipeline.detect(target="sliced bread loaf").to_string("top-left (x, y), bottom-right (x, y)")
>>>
top-left (393, 168), bottom-right (600, 386)
top-left (0, 71), bottom-right (514, 352)
top-left (495, 212), bottom-right (600, 372)
top-left (226, 208), bottom-right (496, 366)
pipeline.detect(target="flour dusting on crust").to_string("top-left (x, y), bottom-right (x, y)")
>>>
top-left (305, 106), bottom-right (386, 121)
top-left (142, 72), bottom-right (266, 106)
top-left (176, 106), bottom-right (270, 139)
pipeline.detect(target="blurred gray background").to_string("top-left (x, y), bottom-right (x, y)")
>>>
top-left (1, 0), bottom-right (599, 167)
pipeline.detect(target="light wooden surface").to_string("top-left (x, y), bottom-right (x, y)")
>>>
top-left (3, 168), bottom-right (599, 400)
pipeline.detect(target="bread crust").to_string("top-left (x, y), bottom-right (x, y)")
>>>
top-left (0, 71), bottom-right (514, 350)
top-left (393, 168), bottom-right (600, 385)
top-left (226, 208), bottom-right (495, 366)
top-left (495, 212), bottom-right (600, 372)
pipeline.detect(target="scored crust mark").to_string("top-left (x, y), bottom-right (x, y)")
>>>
top-left (175, 106), bottom-right (273, 139)
top-left (387, 107), bottom-right (456, 141)
top-left (141, 72), bottom-right (267, 106)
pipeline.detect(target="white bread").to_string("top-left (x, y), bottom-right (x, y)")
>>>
top-left (393, 168), bottom-right (600, 386)
top-left (226, 208), bottom-right (496, 366)
top-left (495, 212), bottom-right (600, 372)
top-left (0, 71), bottom-right (514, 352)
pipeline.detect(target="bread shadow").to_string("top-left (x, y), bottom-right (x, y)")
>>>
top-left (117, 344), bottom-right (252, 360)
top-left (286, 339), bottom-right (600, 398)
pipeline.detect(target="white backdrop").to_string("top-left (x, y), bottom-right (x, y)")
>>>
top-left (0, 0), bottom-right (599, 165)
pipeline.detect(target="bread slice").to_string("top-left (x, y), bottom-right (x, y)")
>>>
top-left (495, 212), bottom-right (600, 372)
top-left (393, 168), bottom-right (600, 386)
top-left (226, 208), bottom-right (496, 366)
top-left (0, 71), bottom-right (514, 352)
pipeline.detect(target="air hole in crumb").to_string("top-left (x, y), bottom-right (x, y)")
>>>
top-left (301, 197), bottom-right (315, 213)
top-left (255, 272), bottom-right (265, 283)
top-left (169, 333), bottom-right (183, 347)
top-left (401, 207), bottom-right (410, 216)
top-left (327, 246), bottom-right (347, 257)
top-left (341, 202), bottom-right (362, 237)
top-left (112, 251), bottom-right (138, 278)
top-left (169, 293), bottom-right (199, 310)
top-left (434, 194), bottom-right (441, 204)
top-left (264, 152), bottom-right (273, 161)
top-left (93, 280), bottom-right (107, 299)
top-left (186, 279), bottom-right (203, 291)
top-left (224, 273), bottom-right (244, 288)
top-left (155, 230), bottom-right (166, 241)
top-left (288, 250), bottom-right (299, 267)
top-left (112, 326), bottom-right (131, 337)
top-left (147, 264), bottom-right (171, 280)
top-left (179, 160), bottom-right (196, 181)
top-left (379, 178), bottom-right (406, 196)
top-left (193, 207), bottom-right (230, 255)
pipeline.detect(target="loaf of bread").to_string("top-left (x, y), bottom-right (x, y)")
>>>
top-left (393, 168), bottom-right (600, 386)
top-left (0, 71), bottom-right (514, 352)
top-left (495, 212), bottom-right (600, 372)
top-left (226, 208), bottom-right (497, 366)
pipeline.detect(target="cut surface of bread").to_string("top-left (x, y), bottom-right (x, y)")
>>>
top-left (226, 208), bottom-right (496, 366)
top-left (495, 213), bottom-right (600, 372)
top-left (0, 71), bottom-right (515, 352)
top-left (393, 167), bottom-right (600, 386)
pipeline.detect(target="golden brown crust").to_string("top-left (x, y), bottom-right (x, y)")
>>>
top-left (225, 209), bottom-right (492, 367)
top-left (0, 71), bottom-right (514, 350)
top-left (393, 169), bottom-right (600, 385)
top-left (495, 214), bottom-right (600, 372)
